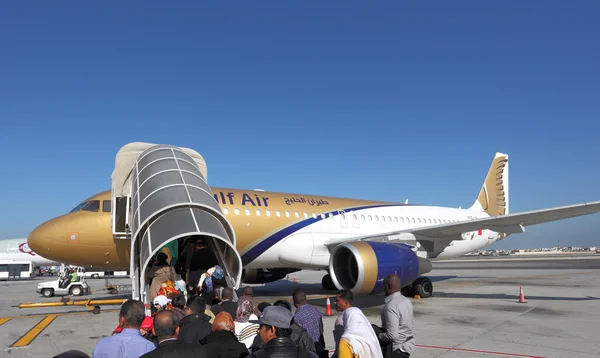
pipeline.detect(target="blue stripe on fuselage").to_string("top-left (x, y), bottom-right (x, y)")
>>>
top-left (240, 204), bottom-right (400, 266)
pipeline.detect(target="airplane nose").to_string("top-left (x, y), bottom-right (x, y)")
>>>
top-left (27, 219), bottom-right (57, 257)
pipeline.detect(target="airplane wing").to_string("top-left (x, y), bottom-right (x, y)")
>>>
top-left (325, 201), bottom-right (600, 248)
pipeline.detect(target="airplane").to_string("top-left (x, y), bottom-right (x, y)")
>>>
top-left (0, 238), bottom-right (60, 267)
top-left (27, 148), bottom-right (600, 298)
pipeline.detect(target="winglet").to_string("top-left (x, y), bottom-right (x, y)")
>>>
top-left (469, 153), bottom-right (509, 216)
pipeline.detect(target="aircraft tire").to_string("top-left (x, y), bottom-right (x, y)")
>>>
top-left (321, 274), bottom-right (336, 290)
top-left (413, 277), bottom-right (433, 298)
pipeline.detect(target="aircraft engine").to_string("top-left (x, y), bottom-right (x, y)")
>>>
top-left (241, 268), bottom-right (300, 284)
top-left (329, 241), bottom-right (432, 295)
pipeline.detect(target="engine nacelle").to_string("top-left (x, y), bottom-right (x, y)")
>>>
top-left (329, 241), bottom-right (432, 295)
top-left (241, 268), bottom-right (300, 284)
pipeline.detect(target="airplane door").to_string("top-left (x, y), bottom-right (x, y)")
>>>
top-left (351, 211), bottom-right (360, 229)
top-left (339, 210), bottom-right (348, 228)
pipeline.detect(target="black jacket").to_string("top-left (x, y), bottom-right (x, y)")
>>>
top-left (249, 337), bottom-right (314, 358)
top-left (211, 300), bottom-right (238, 320)
top-left (251, 323), bottom-right (315, 353)
top-left (200, 330), bottom-right (249, 358)
top-left (140, 338), bottom-right (207, 358)
top-left (178, 313), bottom-right (212, 344)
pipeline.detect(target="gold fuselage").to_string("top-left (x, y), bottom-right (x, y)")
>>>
top-left (27, 188), bottom-right (391, 270)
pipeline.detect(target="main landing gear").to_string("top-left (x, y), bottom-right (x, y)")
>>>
top-left (321, 274), bottom-right (337, 290)
top-left (402, 277), bottom-right (433, 298)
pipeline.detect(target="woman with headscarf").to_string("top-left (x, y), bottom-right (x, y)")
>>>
top-left (200, 311), bottom-right (250, 357)
top-left (234, 299), bottom-right (260, 349)
top-left (337, 307), bottom-right (383, 358)
top-left (148, 252), bottom-right (176, 303)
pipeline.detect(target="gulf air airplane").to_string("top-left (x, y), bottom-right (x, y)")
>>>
top-left (27, 145), bottom-right (600, 299)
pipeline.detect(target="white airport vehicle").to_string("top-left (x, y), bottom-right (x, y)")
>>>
top-left (0, 260), bottom-right (35, 280)
top-left (36, 267), bottom-right (90, 297)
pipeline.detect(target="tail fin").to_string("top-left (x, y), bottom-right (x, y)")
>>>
top-left (469, 153), bottom-right (509, 216)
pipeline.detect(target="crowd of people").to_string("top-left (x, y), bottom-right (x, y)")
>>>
top-left (51, 238), bottom-right (416, 358)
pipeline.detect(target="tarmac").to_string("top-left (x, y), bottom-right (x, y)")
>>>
top-left (1, 254), bottom-right (599, 357)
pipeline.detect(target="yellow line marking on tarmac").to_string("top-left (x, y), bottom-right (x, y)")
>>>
top-left (0, 318), bottom-right (11, 326)
top-left (10, 315), bottom-right (57, 348)
top-left (1, 308), bottom-right (120, 321)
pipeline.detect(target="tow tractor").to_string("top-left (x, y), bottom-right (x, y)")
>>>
top-left (36, 267), bottom-right (90, 298)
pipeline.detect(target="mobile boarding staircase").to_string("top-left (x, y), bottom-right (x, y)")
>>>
top-left (109, 142), bottom-right (242, 306)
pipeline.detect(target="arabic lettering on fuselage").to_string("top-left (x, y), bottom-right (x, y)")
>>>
top-left (284, 197), bottom-right (329, 206)
top-left (212, 191), bottom-right (330, 208)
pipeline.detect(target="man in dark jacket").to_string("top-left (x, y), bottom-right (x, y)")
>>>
top-left (251, 300), bottom-right (315, 354)
top-left (248, 306), bottom-right (317, 358)
top-left (210, 287), bottom-right (238, 319)
top-left (141, 310), bottom-right (207, 358)
top-left (178, 296), bottom-right (212, 344)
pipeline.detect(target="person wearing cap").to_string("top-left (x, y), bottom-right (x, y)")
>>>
top-left (248, 306), bottom-right (318, 358)
top-left (153, 295), bottom-right (172, 310)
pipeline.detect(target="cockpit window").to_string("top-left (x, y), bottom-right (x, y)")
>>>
top-left (69, 202), bottom-right (88, 213)
top-left (102, 200), bottom-right (111, 212)
top-left (82, 200), bottom-right (100, 212)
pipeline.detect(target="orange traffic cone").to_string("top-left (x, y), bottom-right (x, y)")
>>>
top-left (324, 296), bottom-right (332, 316)
top-left (517, 286), bottom-right (527, 303)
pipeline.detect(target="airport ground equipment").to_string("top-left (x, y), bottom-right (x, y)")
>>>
top-left (110, 142), bottom-right (242, 305)
top-left (18, 298), bottom-right (127, 314)
top-left (105, 276), bottom-right (132, 295)
top-left (36, 270), bottom-right (91, 298)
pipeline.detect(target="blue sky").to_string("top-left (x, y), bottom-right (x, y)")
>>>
top-left (0, 1), bottom-right (598, 250)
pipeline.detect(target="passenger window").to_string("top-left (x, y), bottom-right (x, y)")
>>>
top-left (295, 211), bottom-right (299, 218)
top-left (276, 210), bottom-right (281, 217)
top-left (245, 209), bottom-right (251, 216)
top-left (286, 211), bottom-right (290, 218)
top-left (368, 215), bottom-right (372, 221)
top-left (234, 208), bottom-right (240, 215)
top-left (304, 212), bottom-right (308, 218)
top-left (381, 216), bottom-right (385, 222)
top-left (82, 200), bottom-right (100, 212)
top-left (375, 216), bottom-right (379, 222)
top-left (341, 213), bottom-right (346, 220)
top-left (428, 219), bottom-right (431, 224)
top-left (417, 218), bottom-right (421, 223)
top-left (256, 209), bottom-right (261, 216)
top-left (321, 214), bottom-right (326, 219)
top-left (411, 218), bottom-right (415, 223)
top-left (266, 210), bottom-right (271, 217)
top-left (353, 214), bottom-right (357, 221)
top-left (102, 200), bottom-right (111, 212)
top-left (361, 215), bottom-right (365, 221)
top-left (312, 213), bottom-right (317, 219)
top-left (388, 216), bottom-right (392, 222)
top-left (223, 208), bottom-right (229, 215)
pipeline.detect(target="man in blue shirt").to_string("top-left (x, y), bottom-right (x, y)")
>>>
top-left (92, 299), bottom-right (156, 358)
